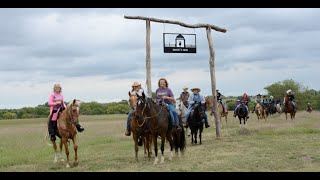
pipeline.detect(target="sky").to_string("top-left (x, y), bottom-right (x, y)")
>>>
top-left (1, 8), bottom-right (320, 109)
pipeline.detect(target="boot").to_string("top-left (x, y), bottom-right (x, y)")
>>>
top-left (205, 121), bottom-right (210, 128)
top-left (138, 136), bottom-right (143, 146)
top-left (50, 134), bottom-right (56, 141)
top-left (76, 124), bottom-right (85, 132)
top-left (125, 129), bottom-right (131, 136)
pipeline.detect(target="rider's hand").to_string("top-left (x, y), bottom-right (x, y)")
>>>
top-left (56, 101), bottom-right (62, 104)
top-left (162, 96), bottom-right (169, 100)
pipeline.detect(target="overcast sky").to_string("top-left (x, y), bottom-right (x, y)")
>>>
top-left (1, 8), bottom-right (319, 109)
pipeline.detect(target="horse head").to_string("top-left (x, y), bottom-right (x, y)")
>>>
top-left (128, 91), bottom-right (139, 112)
top-left (67, 99), bottom-right (81, 125)
top-left (135, 91), bottom-right (148, 122)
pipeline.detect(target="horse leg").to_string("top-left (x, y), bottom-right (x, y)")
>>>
top-left (62, 138), bottom-right (70, 168)
top-left (199, 129), bottom-right (202, 145)
top-left (132, 132), bottom-right (139, 162)
top-left (153, 135), bottom-right (158, 165)
top-left (194, 130), bottom-right (198, 144)
top-left (143, 136), bottom-right (147, 158)
top-left (72, 136), bottom-right (78, 167)
top-left (52, 140), bottom-right (58, 163)
top-left (285, 112), bottom-right (287, 120)
top-left (145, 135), bottom-right (151, 160)
top-left (59, 139), bottom-right (64, 162)
top-left (160, 136), bottom-right (166, 164)
top-left (191, 131), bottom-right (194, 144)
top-left (166, 131), bottom-right (174, 161)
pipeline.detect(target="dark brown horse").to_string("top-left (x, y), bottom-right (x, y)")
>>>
top-left (173, 113), bottom-right (186, 157)
top-left (283, 95), bottom-right (296, 120)
top-left (135, 92), bottom-right (174, 165)
top-left (51, 99), bottom-right (81, 168)
top-left (236, 101), bottom-right (249, 124)
top-left (128, 92), bottom-right (153, 162)
top-left (188, 102), bottom-right (206, 144)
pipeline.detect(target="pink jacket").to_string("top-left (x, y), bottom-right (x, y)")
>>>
top-left (48, 92), bottom-right (67, 115)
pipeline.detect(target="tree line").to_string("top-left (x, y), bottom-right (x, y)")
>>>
top-left (0, 79), bottom-right (319, 120)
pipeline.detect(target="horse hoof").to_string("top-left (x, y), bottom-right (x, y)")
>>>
top-left (153, 161), bottom-right (158, 165)
top-left (60, 158), bottom-right (64, 162)
top-left (74, 162), bottom-right (78, 167)
top-left (66, 164), bottom-right (70, 168)
top-left (160, 160), bottom-right (164, 164)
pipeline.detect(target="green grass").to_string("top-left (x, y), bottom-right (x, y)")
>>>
top-left (0, 111), bottom-right (320, 172)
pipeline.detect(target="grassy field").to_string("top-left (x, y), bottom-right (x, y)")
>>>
top-left (0, 111), bottom-right (320, 172)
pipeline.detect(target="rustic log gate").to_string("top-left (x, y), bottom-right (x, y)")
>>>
top-left (124, 15), bottom-right (227, 138)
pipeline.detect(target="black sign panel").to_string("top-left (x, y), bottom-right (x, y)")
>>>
top-left (163, 33), bottom-right (196, 53)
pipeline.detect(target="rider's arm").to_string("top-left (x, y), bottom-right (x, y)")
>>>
top-left (48, 93), bottom-right (57, 106)
top-left (200, 95), bottom-right (206, 104)
top-left (188, 94), bottom-right (194, 105)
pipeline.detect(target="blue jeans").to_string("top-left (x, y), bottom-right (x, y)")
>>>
top-left (166, 103), bottom-right (179, 126)
top-left (185, 107), bottom-right (208, 124)
top-left (126, 109), bottom-right (133, 130)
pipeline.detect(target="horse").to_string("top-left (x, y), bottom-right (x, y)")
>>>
top-left (255, 102), bottom-right (266, 121)
top-left (235, 101), bottom-right (248, 124)
top-left (176, 99), bottom-right (191, 137)
top-left (135, 92), bottom-right (175, 165)
top-left (205, 97), bottom-right (228, 128)
top-left (188, 102), bottom-right (206, 144)
top-left (172, 112), bottom-right (186, 157)
top-left (283, 95), bottom-right (296, 120)
top-left (276, 103), bottom-right (282, 114)
top-left (51, 99), bottom-right (81, 168)
top-left (306, 106), bottom-right (313, 113)
top-left (264, 103), bottom-right (270, 118)
top-left (269, 103), bottom-right (277, 116)
top-left (128, 92), bottom-right (153, 162)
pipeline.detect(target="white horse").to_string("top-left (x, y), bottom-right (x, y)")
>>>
top-left (276, 103), bottom-right (282, 114)
top-left (176, 100), bottom-right (191, 137)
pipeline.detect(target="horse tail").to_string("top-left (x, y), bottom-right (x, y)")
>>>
top-left (179, 125), bottom-right (186, 152)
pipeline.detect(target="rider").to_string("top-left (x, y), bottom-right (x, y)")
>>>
top-left (262, 95), bottom-right (269, 108)
top-left (233, 99), bottom-right (241, 117)
top-left (269, 95), bottom-right (275, 105)
top-left (285, 89), bottom-right (296, 111)
top-left (216, 90), bottom-right (226, 113)
top-left (276, 97), bottom-right (282, 106)
top-left (307, 103), bottom-right (312, 111)
top-left (48, 83), bottom-right (84, 141)
top-left (185, 88), bottom-right (210, 128)
top-left (234, 94), bottom-right (250, 119)
top-left (125, 81), bottom-right (148, 136)
top-left (252, 94), bottom-right (262, 113)
top-left (180, 86), bottom-right (190, 108)
top-left (156, 78), bottom-right (182, 131)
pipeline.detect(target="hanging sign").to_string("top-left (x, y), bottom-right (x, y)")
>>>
top-left (163, 33), bottom-right (197, 53)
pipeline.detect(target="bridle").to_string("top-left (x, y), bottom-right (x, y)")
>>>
top-left (135, 97), bottom-right (164, 128)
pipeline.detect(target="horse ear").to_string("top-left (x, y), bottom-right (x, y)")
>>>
top-left (128, 91), bottom-right (131, 96)
top-left (142, 91), bottom-right (146, 99)
top-left (73, 99), bottom-right (76, 105)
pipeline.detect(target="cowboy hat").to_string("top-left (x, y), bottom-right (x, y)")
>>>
top-left (191, 87), bottom-right (201, 92)
top-left (257, 94), bottom-right (261, 96)
top-left (183, 86), bottom-right (188, 90)
top-left (132, 81), bottom-right (141, 87)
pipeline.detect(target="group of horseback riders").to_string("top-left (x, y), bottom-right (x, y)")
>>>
top-left (232, 89), bottom-right (298, 119)
top-left (125, 79), bottom-right (230, 136)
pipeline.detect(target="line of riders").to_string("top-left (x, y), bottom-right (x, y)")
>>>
top-left (124, 81), bottom-right (302, 136)
top-left (233, 89), bottom-right (299, 118)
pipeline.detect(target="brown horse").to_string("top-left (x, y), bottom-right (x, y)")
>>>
top-left (135, 92), bottom-right (175, 165)
top-left (283, 95), bottom-right (296, 120)
top-left (51, 99), bottom-right (81, 168)
top-left (255, 102), bottom-right (266, 121)
top-left (205, 97), bottom-right (228, 128)
top-left (128, 92), bottom-right (153, 161)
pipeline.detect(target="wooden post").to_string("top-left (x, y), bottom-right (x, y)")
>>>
top-left (206, 27), bottom-right (221, 138)
top-left (146, 20), bottom-right (152, 97)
